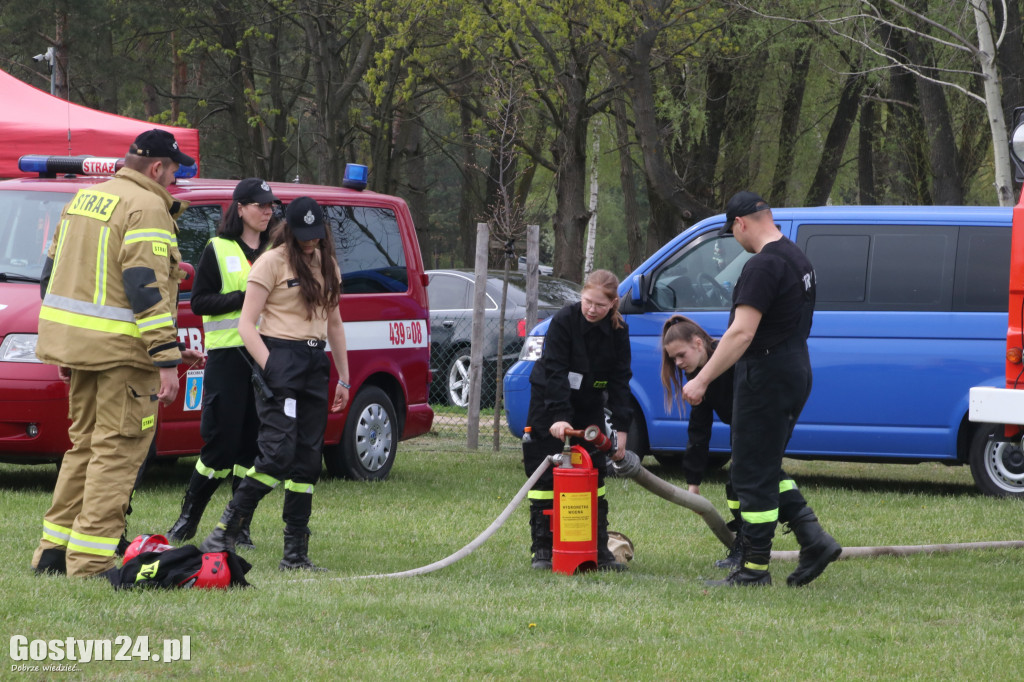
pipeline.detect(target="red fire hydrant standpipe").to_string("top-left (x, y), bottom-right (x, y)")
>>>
top-left (545, 441), bottom-right (599, 575)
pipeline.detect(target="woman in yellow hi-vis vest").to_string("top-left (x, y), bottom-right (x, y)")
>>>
top-left (167, 178), bottom-right (278, 547)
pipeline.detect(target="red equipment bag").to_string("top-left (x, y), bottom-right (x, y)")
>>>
top-left (106, 537), bottom-right (252, 589)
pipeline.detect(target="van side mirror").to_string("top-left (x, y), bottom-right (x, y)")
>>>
top-left (178, 262), bottom-right (195, 293)
top-left (630, 273), bottom-right (647, 305)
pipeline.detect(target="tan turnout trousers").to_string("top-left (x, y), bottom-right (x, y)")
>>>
top-left (32, 365), bottom-right (160, 577)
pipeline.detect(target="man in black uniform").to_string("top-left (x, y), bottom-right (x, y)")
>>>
top-left (682, 191), bottom-right (840, 587)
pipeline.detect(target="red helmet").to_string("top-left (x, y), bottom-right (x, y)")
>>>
top-left (122, 534), bottom-right (174, 563)
top-left (177, 552), bottom-right (232, 589)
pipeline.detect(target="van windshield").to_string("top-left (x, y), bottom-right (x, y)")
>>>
top-left (0, 191), bottom-right (69, 280)
top-left (650, 233), bottom-right (752, 311)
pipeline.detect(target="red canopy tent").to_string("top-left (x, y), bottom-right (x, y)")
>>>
top-left (0, 69), bottom-right (201, 178)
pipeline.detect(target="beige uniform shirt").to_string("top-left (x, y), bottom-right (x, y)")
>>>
top-left (247, 245), bottom-right (339, 340)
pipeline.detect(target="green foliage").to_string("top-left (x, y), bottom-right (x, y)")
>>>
top-left (0, 0), bottom-right (1014, 275)
top-left (148, 111), bottom-right (191, 127)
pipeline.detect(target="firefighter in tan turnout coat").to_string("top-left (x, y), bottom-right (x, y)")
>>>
top-left (31, 130), bottom-right (197, 578)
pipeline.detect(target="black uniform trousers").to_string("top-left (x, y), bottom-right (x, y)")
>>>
top-left (729, 340), bottom-right (812, 562)
top-left (234, 337), bottom-right (329, 528)
top-left (197, 347), bottom-right (259, 477)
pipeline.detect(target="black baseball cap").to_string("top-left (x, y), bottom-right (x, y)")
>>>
top-left (721, 190), bottom-right (770, 235)
top-left (285, 197), bottom-right (327, 241)
top-left (233, 177), bottom-right (278, 204)
top-left (128, 129), bottom-right (195, 167)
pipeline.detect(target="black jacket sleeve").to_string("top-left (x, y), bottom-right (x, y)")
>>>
top-left (606, 324), bottom-right (633, 433)
top-left (535, 307), bottom-right (575, 426)
top-left (683, 400), bottom-right (713, 486)
top-left (189, 242), bottom-right (245, 316)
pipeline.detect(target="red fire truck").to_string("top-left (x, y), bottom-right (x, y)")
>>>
top-left (0, 156), bottom-right (432, 480)
top-left (968, 113), bottom-right (1024, 497)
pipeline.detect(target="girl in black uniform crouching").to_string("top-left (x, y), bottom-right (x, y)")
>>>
top-left (660, 314), bottom-right (839, 582)
top-left (200, 197), bottom-right (350, 571)
top-left (522, 269), bottom-right (632, 571)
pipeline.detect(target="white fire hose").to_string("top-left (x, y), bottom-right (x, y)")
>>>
top-left (292, 454), bottom-right (560, 582)
top-left (610, 449), bottom-right (1024, 561)
top-left (292, 446), bottom-right (1024, 584)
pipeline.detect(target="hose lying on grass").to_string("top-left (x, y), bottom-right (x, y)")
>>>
top-left (293, 454), bottom-right (559, 582)
top-left (294, 448), bottom-right (1024, 583)
top-left (610, 449), bottom-right (1024, 561)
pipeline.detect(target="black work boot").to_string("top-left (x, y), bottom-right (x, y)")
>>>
top-left (597, 498), bottom-right (627, 572)
top-left (715, 519), bottom-right (744, 570)
top-left (786, 507), bottom-right (842, 587)
top-left (167, 471), bottom-right (223, 543)
top-left (529, 500), bottom-right (553, 570)
top-left (231, 476), bottom-right (255, 550)
top-left (705, 563), bottom-right (773, 587)
top-left (706, 538), bottom-right (771, 586)
top-left (280, 526), bottom-right (327, 571)
top-left (33, 548), bottom-right (67, 575)
top-left (198, 504), bottom-right (248, 554)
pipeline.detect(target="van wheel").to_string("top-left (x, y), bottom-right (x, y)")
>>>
top-left (323, 386), bottom-right (397, 481)
top-left (968, 423), bottom-right (1024, 498)
top-left (626, 406), bottom-right (649, 458)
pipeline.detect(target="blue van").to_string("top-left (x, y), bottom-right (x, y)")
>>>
top-left (503, 206), bottom-right (1016, 496)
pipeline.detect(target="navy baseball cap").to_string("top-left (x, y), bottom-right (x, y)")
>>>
top-left (233, 178), bottom-right (278, 204)
top-left (129, 129), bottom-right (195, 167)
top-left (721, 191), bottom-right (770, 235)
top-left (285, 197), bottom-right (327, 241)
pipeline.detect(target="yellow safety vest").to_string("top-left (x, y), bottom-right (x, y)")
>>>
top-left (201, 237), bottom-right (251, 349)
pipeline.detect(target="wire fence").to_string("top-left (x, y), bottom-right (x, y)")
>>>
top-left (429, 315), bottom-right (524, 448)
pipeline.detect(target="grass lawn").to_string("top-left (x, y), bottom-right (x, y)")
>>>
top-left (2, 435), bottom-right (1023, 680)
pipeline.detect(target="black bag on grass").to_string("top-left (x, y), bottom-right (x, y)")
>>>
top-left (107, 543), bottom-right (252, 589)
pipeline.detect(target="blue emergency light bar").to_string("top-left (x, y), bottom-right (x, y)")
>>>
top-left (17, 154), bottom-right (198, 179)
top-left (342, 163), bottom-right (368, 190)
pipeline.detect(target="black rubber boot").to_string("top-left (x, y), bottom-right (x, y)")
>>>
top-left (33, 548), bottom-right (67, 575)
top-left (231, 475), bottom-right (255, 550)
top-left (279, 526), bottom-right (327, 571)
top-left (786, 507), bottom-right (842, 587)
top-left (168, 471), bottom-right (223, 543)
top-left (198, 504), bottom-right (248, 554)
top-left (597, 497), bottom-right (627, 572)
top-left (714, 519), bottom-right (744, 570)
top-left (529, 500), bottom-right (553, 570)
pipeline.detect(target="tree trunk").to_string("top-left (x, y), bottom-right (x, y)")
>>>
top-left (770, 46), bottom-right (812, 205)
top-left (611, 97), bottom-right (644, 271)
top-left (804, 72), bottom-right (864, 206)
top-left (972, 0), bottom-right (1014, 206)
top-left (455, 59), bottom-right (479, 268)
top-left (52, 5), bottom-right (69, 101)
top-left (995, 0), bottom-right (1024, 128)
top-left (624, 27), bottom-right (705, 239)
top-left (583, 128), bottom-right (599, 277)
top-left (550, 107), bottom-right (589, 283)
top-left (904, 33), bottom-right (963, 204)
top-left (858, 98), bottom-right (878, 205)
top-left (880, 24), bottom-right (930, 204)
